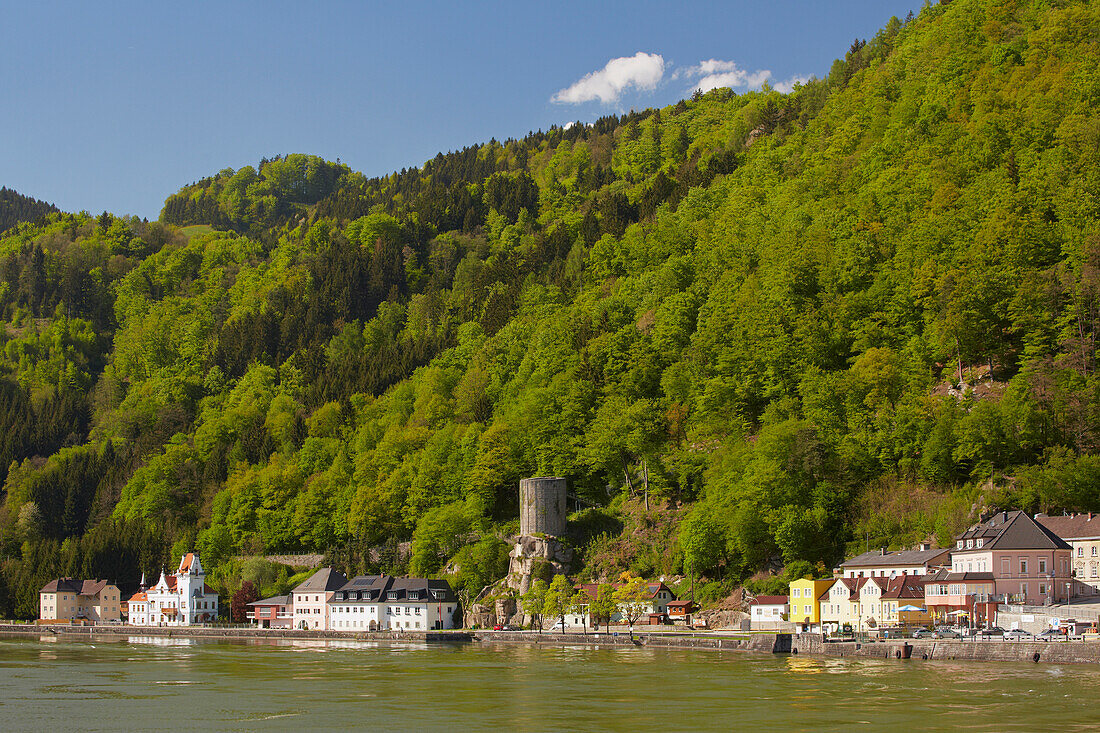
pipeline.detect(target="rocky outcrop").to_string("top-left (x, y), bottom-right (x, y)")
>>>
top-left (506, 534), bottom-right (574, 595)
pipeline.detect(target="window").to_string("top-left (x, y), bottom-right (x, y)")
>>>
top-left (1039, 559), bottom-right (1047, 574)
top-left (966, 540), bottom-right (973, 549)
top-left (793, 588), bottom-right (801, 598)
top-left (976, 539), bottom-right (983, 548)
top-left (1039, 584), bottom-right (1047, 596)
top-left (1020, 559), bottom-right (1028, 575)
top-left (1079, 547), bottom-right (1085, 557)
top-left (957, 541), bottom-right (964, 549)
top-left (1094, 547), bottom-right (1098, 557)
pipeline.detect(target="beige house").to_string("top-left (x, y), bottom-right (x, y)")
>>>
top-left (292, 568), bottom-right (347, 630)
top-left (39, 578), bottom-right (121, 624)
top-left (1037, 513), bottom-right (1100, 592)
top-left (818, 575), bottom-right (925, 632)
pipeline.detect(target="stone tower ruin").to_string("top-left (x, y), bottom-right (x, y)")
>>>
top-left (519, 476), bottom-right (567, 537)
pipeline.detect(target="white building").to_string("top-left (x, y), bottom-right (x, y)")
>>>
top-left (328, 575), bottom-right (459, 631)
top-left (749, 595), bottom-right (789, 630)
top-left (839, 544), bottom-right (950, 578)
top-left (562, 581), bottom-right (677, 629)
top-left (127, 553), bottom-right (218, 626)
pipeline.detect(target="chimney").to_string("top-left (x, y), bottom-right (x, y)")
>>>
top-left (880, 547), bottom-right (888, 556)
top-left (920, 543), bottom-right (930, 552)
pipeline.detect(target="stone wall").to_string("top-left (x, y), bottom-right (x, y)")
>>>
top-left (790, 632), bottom-right (1100, 664)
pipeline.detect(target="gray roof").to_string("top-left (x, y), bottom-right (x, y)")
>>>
top-left (292, 568), bottom-right (348, 593)
top-left (332, 575), bottom-right (457, 603)
top-left (40, 578), bottom-right (112, 595)
top-left (957, 511), bottom-right (1070, 551)
top-left (842, 547), bottom-right (950, 568)
top-left (926, 570), bottom-right (995, 582)
top-left (1037, 513), bottom-right (1100, 541)
top-left (248, 595), bottom-right (290, 606)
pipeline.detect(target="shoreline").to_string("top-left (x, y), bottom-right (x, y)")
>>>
top-left (5, 624), bottom-right (1100, 664)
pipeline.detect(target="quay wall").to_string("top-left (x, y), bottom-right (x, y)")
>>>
top-left (791, 633), bottom-right (1100, 664)
top-left (5, 624), bottom-right (1100, 664)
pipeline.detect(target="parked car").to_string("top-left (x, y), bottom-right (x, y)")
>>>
top-left (933, 628), bottom-right (963, 639)
top-left (1003, 629), bottom-right (1034, 641)
top-left (912, 628), bottom-right (933, 639)
top-left (1036, 629), bottom-right (1063, 641)
top-left (978, 627), bottom-right (1005, 638)
top-left (492, 624), bottom-right (503, 631)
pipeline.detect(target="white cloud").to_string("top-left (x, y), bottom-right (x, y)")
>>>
top-left (551, 52), bottom-right (666, 105)
top-left (682, 59), bottom-right (772, 94)
top-left (773, 75), bottom-right (811, 94)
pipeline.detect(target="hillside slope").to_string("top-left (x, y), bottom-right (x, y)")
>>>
top-left (1, 0), bottom-right (1099, 616)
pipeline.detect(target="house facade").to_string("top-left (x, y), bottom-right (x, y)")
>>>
top-left (924, 570), bottom-right (997, 627)
top-left (839, 545), bottom-right (950, 579)
top-left (292, 568), bottom-right (348, 630)
top-left (788, 578), bottom-right (833, 631)
top-left (749, 595), bottom-right (788, 630)
top-left (39, 579), bottom-right (121, 624)
top-left (246, 595), bottom-right (293, 628)
top-left (328, 576), bottom-right (459, 631)
top-left (127, 553), bottom-right (219, 626)
top-left (564, 581), bottom-right (677, 628)
top-left (951, 511), bottom-right (1073, 605)
top-left (1037, 513), bottom-right (1100, 592)
top-left (818, 575), bottom-right (925, 632)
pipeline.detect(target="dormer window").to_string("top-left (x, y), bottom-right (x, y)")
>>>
top-left (976, 539), bottom-right (983, 548)
top-left (966, 540), bottom-right (973, 549)
top-left (957, 541), bottom-right (964, 549)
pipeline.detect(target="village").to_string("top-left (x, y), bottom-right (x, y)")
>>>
top-left (33, 486), bottom-right (1100, 642)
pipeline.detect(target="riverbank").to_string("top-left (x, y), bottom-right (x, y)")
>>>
top-left (6, 624), bottom-right (1100, 664)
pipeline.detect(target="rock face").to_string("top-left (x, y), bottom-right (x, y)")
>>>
top-left (506, 534), bottom-right (574, 595)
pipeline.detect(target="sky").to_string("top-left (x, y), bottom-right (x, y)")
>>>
top-left (1, 1), bottom-right (925, 220)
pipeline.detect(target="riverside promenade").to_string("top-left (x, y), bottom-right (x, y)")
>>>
top-left (6, 624), bottom-right (1100, 664)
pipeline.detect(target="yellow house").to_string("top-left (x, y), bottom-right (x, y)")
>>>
top-left (788, 579), bottom-right (833, 631)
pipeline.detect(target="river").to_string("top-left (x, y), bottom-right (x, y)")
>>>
top-left (1, 634), bottom-right (1097, 731)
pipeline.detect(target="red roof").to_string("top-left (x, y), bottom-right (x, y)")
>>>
top-left (750, 595), bottom-right (789, 606)
top-left (128, 591), bottom-right (147, 602)
top-left (179, 553), bottom-right (195, 572)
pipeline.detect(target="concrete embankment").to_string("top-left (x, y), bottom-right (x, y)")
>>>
top-left (5, 624), bottom-right (1100, 664)
top-left (790, 633), bottom-right (1100, 664)
top-left (0, 623), bottom-right (470, 644)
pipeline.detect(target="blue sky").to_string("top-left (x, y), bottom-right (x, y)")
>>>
top-left (1, 1), bottom-right (923, 219)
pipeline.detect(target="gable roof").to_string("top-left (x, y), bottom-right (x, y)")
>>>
top-left (293, 567), bottom-right (349, 593)
top-left (248, 595), bottom-right (290, 607)
top-left (842, 547), bottom-right (950, 569)
top-left (1037, 513), bottom-right (1100, 541)
top-left (880, 574), bottom-right (926, 600)
top-left (41, 578), bottom-right (113, 596)
top-left (750, 595), bottom-right (788, 606)
top-left (957, 510), bottom-right (1071, 551)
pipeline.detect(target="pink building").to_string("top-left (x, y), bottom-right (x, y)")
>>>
top-left (949, 511), bottom-right (1073, 606)
top-left (924, 571), bottom-right (998, 626)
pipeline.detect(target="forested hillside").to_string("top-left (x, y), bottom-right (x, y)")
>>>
top-left (0, 188), bottom-right (58, 234)
top-left (2, 0), bottom-right (1099, 616)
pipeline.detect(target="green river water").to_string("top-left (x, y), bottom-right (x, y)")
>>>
top-left (1, 634), bottom-right (1098, 731)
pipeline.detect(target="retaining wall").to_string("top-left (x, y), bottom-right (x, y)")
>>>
top-left (790, 633), bottom-right (1100, 664)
